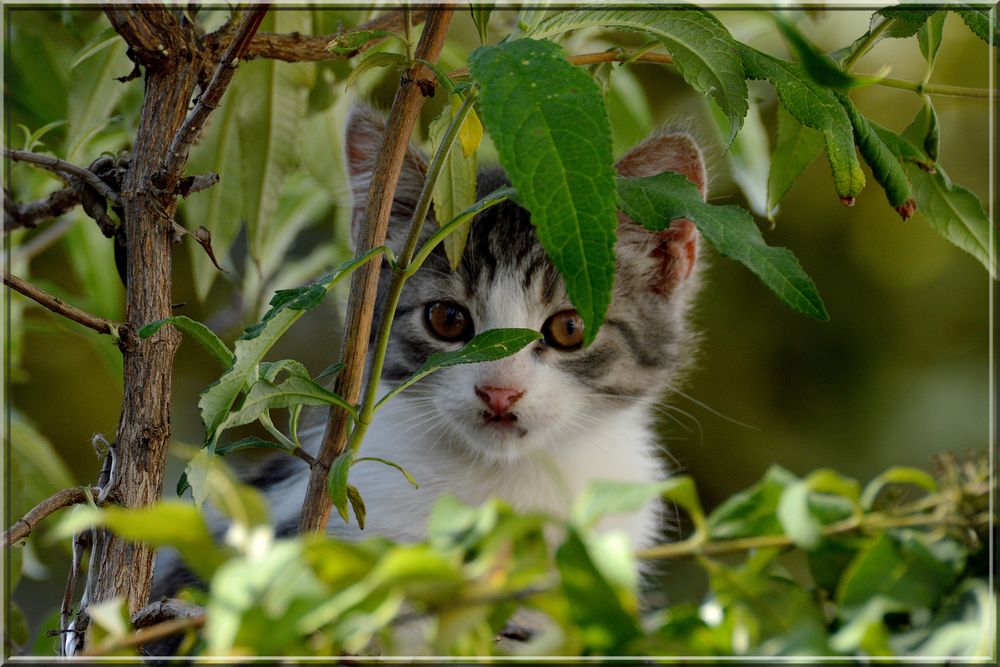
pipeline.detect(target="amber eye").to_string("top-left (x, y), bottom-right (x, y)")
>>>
top-left (542, 310), bottom-right (585, 350)
top-left (425, 301), bottom-right (474, 342)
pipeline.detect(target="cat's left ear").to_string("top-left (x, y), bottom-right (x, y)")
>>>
top-left (615, 131), bottom-right (706, 294)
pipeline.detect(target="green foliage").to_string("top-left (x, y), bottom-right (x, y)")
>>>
top-left (469, 37), bottom-right (618, 346)
top-left (617, 173), bottom-right (829, 320)
top-left (767, 104), bottom-right (825, 217)
top-left (429, 94), bottom-right (479, 269)
top-left (139, 315), bottom-right (234, 368)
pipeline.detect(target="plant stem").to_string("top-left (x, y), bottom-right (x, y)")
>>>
top-left (843, 16), bottom-right (893, 72)
top-left (4, 271), bottom-right (118, 336)
top-left (872, 77), bottom-right (994, 99)
top-left (3, 486), bottom-right (103, 548)
top-left (347, 91), bottom-right (478, 455)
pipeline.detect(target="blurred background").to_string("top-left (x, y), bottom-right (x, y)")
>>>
top-left (4, 7), bottom-right (992, 641)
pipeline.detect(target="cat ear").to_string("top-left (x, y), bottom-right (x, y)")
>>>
top-left (344, 105), bottom-right (428, 247)
top-left (615, 131), bottom-right (706, 294)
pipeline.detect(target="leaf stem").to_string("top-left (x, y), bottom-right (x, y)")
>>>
top-left (348, 90), bottom-right (478, 454)
top-left (871, 76), bottom-right (994, 99)
top-left (843, 16), bottom-right (893, 72)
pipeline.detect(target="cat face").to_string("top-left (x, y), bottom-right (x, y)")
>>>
top-left (345, 106), bottom-right (705, 464)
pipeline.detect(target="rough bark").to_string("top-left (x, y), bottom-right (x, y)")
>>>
top-left (298, 6), bottom-right (455, 534)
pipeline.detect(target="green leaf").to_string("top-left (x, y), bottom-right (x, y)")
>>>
top-left (7, 601), bottom-right (29, 651)
top-left (837, 532), bottom-right (959, 610)
top-left (183, 89), bottom-right (243, 301)
top-left (237, 11), bottom-right (312, 264)
top-left (219, 375), bottom-right (355, 433)
top-left (956, 7), bottom-right (996, 45)
top-left (708, 465), bottom-right (798, 539)
top-left (259, 358), bottom-right (311, 383)
top-left (710, 97), bottom-right (770, 217)
top-left (572, 479), bottom-right (675, 528)
top-left (184, 449), bottom-right (270, 528)
top-left (837, 94), bottom-right (915, 218)
top-left (316, 361), bottom-right (346, 381)
top-left (767, 103), bottom-right (825, 219)
top-left (860, 466), bottom-right (938, 510)
top-left (353, 457), bottom-right (419, 489)
top-left (917, 12), bottom-right (946, 66)
top-left (616, 173), bottom-right (829, 320)
top-left (328, 450), bottom-right (355, 524)
top-left (879, 7), bottom-right (939, 25)
top-left (777, 480), bottom-right (822, 549)
top-left (50, 502), bottom-right (226, 581)
top-left (907, 164), bottom-right (996, 278)
top-left (198, 247), bottom-right (382, 445)
top-left (430, 94), bottom-right (479, 270)
top-left (69, 26), bottom-right (120, 69)
top-left (774, 14), bottom-right (857, 89)
top-left (469, 38), bottom-right (618, 346)
top-left (215, 436), bottom-right (293, 457)
top-left (377, 328), bottom-right (542, 408)
top-left (470, 7), bottom-right (492, 43)
top-left (346, 51), bottom-right (406, 89)
top-left (555, 528), bottom-right (642, 653)
top-left (902, 100), bottom-right (940, 162)
top-left (871, 123), bottom-right (934, 171)
top-left (658, 475), bottom-right (707, 537)
top-left (9, 412), bottom-right (75, 521)
top-left (347, 485), bottom-right (367, 530)
top-left (326, 29), bottom-right (401, 54)
top-left (140, 315), bottom-right (234, 368)
top-left (740, 45), bottom-right (865, 204)
top-left (532, 9), bottom-right (748, 143)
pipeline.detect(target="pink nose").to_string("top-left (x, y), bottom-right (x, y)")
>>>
top-left (475, 386), bottom-right (525, 415)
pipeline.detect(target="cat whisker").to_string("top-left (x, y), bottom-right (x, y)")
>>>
top-left (662, 383), bottom-right (758, 430)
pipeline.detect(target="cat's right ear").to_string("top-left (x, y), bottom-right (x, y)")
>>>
top-left (344, 105), bottom-right (428, 247)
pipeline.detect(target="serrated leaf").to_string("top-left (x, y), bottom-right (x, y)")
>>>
top-left (860, 466), bottom-right (938, 510)
top-left (871, 123), bottom-right (934, 171)
top-left (903, 100), bottom-right (941, 162)
top-left (140, 315), bottom-right (234, 368)
top-left (346, 51), bottom-right (406, 89)
top-left (956, 7), bottom-right (996, 45)
top-left (767, 103), bottom-right (825, 219)
top-left (219, 375), bottom-right (354, 433)
top-left (198, 247), bottom-right (383, 445)
top-left (907, 164), bottom-right (996, 278)
top-left (918, 12), bottom-right (946, 66)
top-left (775, 14), bottom-right (858, 89)
top-left (430, 95), bottom-right (479, 270)
top-left (617, 172), bottom-right (829, 320)
top-left (469, 38), bottom-right (618, 346)
top-left (377, 328), bottom-right (542, 407)
top-left (353, 457), bottom-right (419, 489)
top-left (184, 88), bottom-right (243, 301)
top-left (326, 29), bottom-right (400, 54)
top-left (740, 45), bottom-right (865, 204)
top-left (259, 358), bottom-right (311, 383)
top-left (316, 361), bottom-right (346, 381)
top-left (532, 9), bottom-right (748, 143)
top-left (838, 94), bottom-right (915, 218)
top-left (328, 450), bottom-right (355, 523)
top-left (238, 12), bottom-right (311, 264)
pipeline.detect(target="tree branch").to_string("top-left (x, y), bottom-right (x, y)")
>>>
top-left (3, 271), bottom-right (117, 335)
top-left (223, 8), bottom-right (428, 62)
top-left (82, 613), bottom-right (206, 657)
top-left (298, 6), bottom-right (455, 534)
top-left (157, 6), bottom-right (269, 190)
top-left (4, 185), bottom-right (80, 232)
top-left (3, 486), bottom-right (102, 548)
top-left (3, 148), bottom-right (121, 205)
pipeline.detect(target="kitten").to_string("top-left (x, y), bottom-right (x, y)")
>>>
top-left (260, 106), bottom-right (708, 550)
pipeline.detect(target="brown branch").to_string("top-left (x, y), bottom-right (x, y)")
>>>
top-left (3, 271), bottom-right (117, 335)
top-left (3, 486), bottom-right (101, 548)
top-left (157, 6), bottom-right (269, 191)
top-left (4, 148), bottom-right (121, 205)
top-left (298, 6), bottom-right (455, 534)
top-left (4, 185), bottom-right (80, 231)
top-left (131, 598), bottom-right (204, 629)
top-left (82, 613), bottom-right (206, 657)
top-left (218, 8), bottom-right (428, 62)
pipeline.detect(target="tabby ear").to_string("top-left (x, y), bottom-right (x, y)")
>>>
top-left (615, 131), bottom-right (706, 294)
top-left (344, 105), bottom-right (428, 247)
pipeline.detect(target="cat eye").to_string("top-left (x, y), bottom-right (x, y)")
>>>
top-left (425, 301), bottom-right (474, 342)
top-left (542, 310), bottom-right (584, 350)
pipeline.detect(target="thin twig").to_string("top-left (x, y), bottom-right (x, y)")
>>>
top-left (298, 6), bottom-right (456, 535)
top-left (131, 598), bottom-right (204, 629)
top-left (232, 9), bottom-right (429, 62)
top-left (158, 7), bottom-right (269, 190)
top-left (3, 148), bottom-right (121, 205)
top-left (4, 185), bottom-right (80, 232)
top-left (3, 271), bottom-right (117, 336)
top-left (81, 613), bottom-right (206, 657)
top-left (3, 486), bottom-right (101, 548)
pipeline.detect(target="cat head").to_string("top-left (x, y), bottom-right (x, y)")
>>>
top-left (345, 106), bottom-right (705, 464)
